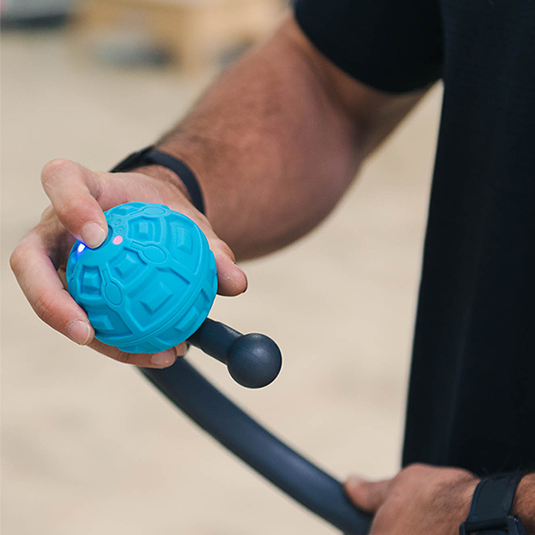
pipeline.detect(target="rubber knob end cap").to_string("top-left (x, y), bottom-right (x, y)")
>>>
top-left (227, 334), bottom-right (282, 388)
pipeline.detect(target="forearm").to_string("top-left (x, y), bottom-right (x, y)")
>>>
top-left (514, 474), bottom-right (535, 533)
top-left (145, 16), bottom-right (424, 259)
top-left (151, 17), bottom-right (359, 259)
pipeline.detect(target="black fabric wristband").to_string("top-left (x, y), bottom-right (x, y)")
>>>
top-left (110, 146), bottom-right (206, 215)
top-left (460, 472), bottom-right (525, 535)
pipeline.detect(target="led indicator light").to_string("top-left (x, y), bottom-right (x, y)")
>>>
top-left (77, 243), bottom-right (86, 253)
top-left (113, 236), bottom-right (123, 245)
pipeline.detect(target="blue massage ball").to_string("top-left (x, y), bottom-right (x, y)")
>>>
top-left (66, 202), bottom-right (218, 353)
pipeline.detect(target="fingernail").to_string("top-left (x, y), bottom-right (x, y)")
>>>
top-left (232, 262), bottom-right (248, 293)
top-left (67, 319), bottom-right (91, 345)
top-left (81, 222), bottom-right (107, 249)
top-left (151, 350), bottom-right (176, 368)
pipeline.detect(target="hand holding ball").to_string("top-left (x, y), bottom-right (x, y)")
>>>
top-left (67, 202), bottom-right (217, 354)
top-left (67, 202), bottom-right (282, 388)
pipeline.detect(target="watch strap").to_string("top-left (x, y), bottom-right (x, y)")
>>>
top-left (110, 146), bottom-right (206, 215)
top-left (460, 472), bottom-right (523, 534)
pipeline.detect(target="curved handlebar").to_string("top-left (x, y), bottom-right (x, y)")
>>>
top-left (140, 320), bottom-right (372, 534)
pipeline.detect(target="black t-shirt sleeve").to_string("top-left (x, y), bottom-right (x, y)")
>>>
top-left (294, 0), bottom-right (443, 93)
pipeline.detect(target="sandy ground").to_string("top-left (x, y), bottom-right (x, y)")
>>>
top-left (1, 27), bottom-right (442, 535)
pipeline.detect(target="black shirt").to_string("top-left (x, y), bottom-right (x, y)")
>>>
top-left (295, 0), bottom-right (535, 477)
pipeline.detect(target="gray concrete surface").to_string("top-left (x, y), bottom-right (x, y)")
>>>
top-left (1, 28), bottom-right (442, 535)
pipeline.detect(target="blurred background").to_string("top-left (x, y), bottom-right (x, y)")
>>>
top-left (1, 1), bottom-right (442, 533)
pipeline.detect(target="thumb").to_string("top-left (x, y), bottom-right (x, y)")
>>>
top-left (41, 159), bottom-right (108, 248)
top-left (344, 475), bottom-right (392, 513)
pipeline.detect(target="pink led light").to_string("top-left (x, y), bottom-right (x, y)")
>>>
top-left (113, 236), bottom-right (123, 245)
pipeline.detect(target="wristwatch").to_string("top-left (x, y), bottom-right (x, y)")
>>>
top-left (460, 472), bottom-right (526, 534)
top-left (110, 146), bottom-right (206, 215)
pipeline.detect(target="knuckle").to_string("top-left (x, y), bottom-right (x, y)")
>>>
top-left (9, 247), bottom-right (23, 275)
top-left (63, 195), bottom-right (89, 215)
top-left (41, 158), bottom-right (72, 186)
top-left (397, 463), bottom-right (428, 483)
top-left (33, 292), bottom-right (57, 326)
top-left (212, 238), bottom-right (236, 262)
top-left (10, 240), bottom-right (33, 276)
top-left (405, 462), bottom-right (427, 474)
top-left (50, 190), bottom-right (88, 225)
top-left (110, 350), bottom-right (137, 366)
top-left (40, 204), bottom-right (54, 220)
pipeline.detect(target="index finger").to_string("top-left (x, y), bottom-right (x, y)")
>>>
top-left (10, 231), bottom-right (95, 345)
top-left (41, 159), bottom-right (108, 249)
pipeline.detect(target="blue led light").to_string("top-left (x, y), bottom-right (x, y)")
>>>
top-left (77, 243), bottom-right (86, 254)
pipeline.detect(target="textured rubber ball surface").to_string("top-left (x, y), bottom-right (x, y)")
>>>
top-left (66, 202), bottom-right (217, 354)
